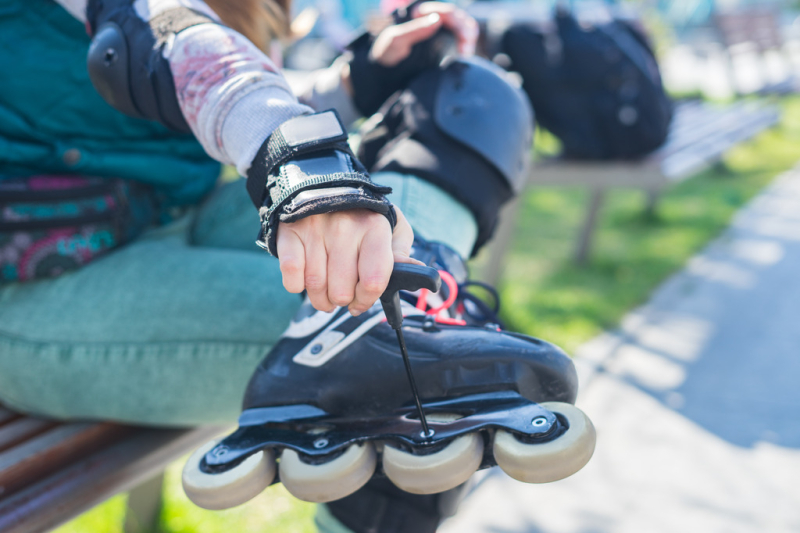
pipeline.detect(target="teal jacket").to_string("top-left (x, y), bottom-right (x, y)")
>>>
top-left (0, 0), bottom-right (220, 204)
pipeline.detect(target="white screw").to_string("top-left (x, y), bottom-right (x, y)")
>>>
top-left (532, 416), bottom-right (548, 427)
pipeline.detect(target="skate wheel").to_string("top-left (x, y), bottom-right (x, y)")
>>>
top-left (279, 443), bottom-right (376, 503)
top-left (383, 432), bottom-right (484, 494)
top-left (493, 401), bottom-right (596, 484)
top-left (182, 440), bottom-right (276, 510)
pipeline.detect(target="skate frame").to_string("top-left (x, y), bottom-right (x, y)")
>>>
top-left (203, 391), bottom-right (562, 475)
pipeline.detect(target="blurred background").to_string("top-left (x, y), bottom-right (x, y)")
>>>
top-left (54, 0), bottom-right (800, 531)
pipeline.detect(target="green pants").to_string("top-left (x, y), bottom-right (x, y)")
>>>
top-left (0, 173), bottom-right (477, 426)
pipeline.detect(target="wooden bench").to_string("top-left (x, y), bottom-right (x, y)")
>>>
top-left (0, 405), bottom-right (221, 533)
top-left (481, 99), bottom-right (780, 283)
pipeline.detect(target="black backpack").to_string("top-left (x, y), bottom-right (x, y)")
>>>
top-left (499, 9), bottom-right (672, 160)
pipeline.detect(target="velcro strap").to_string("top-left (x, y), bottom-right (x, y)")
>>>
top-left (265, 169), bottom-right (388, 220)
top-left (246, 110), bottom-right (353, 208)
top-left (149, 8), bottom-right (214, 42)
top-left (257, 186), bottom-right (397, 256)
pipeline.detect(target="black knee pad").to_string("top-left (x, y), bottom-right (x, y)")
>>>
top-left (358, 57), bottom-right (533, 255)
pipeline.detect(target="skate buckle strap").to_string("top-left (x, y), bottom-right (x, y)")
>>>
top-left (415, 269), bottom-right (467, 325)
top-left (412, 268), bottom-right (503, 328)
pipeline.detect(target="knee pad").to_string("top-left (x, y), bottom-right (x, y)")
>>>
top-left (325, 477), bottom-right (467, 533)
top-left (86, 0), bottom-right (215, 132)
top-left (358, 57), bottom-right (533, 255)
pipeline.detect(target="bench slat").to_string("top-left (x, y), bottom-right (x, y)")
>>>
top-left (662, 103), bottom-right (741, 145)
top-left (0, 419), bottom-right (58, 454)
top-left (657, 102), bottom-right (766, 158)
top-left (529, 103), bottom-right (779, 186)
top-left (659, 101), bottom-right (764, 149)
top-left (0, 425), bottom-right (222, 533)
top-left (0, 409), bottom-right (19, 428)
top-left (0, 423), bottom-right (131, 499)
top-left (662, 107), bottom-right (779, 180)
top-left (528, 160), bottom-right (663, 187)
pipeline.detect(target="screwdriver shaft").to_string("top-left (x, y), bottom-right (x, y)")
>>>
top-left (394, 328), bottom-right (432, 439)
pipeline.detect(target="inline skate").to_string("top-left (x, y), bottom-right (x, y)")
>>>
top-left (182, 244), bottom-right (595, 509)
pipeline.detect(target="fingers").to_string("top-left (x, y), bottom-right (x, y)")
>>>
top-left (327, 227), bottom-right (359, 309)
top-left (350, 223), bottom-right (395, 316)
top-left (392, 13), bottom-right (443, 49)
top-left (414, 2), bottom-right (478, 56)
top-left (371, 2), bottom-right (477, 67)
top-left (277, 226), bottom-right (306, 293)
top-left (278, 210), bottom-right (419, 315)
top-left (390, 206), bottom-right (424, 265)
top-left (452, 11), bottom-right (479, 56)
top-left (304, 233), bottom-right (334, 312)
top-left (373, 13), bottom-right (442, 66)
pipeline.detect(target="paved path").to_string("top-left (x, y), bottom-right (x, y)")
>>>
top-left (440, 168), bottom-right (800, 533)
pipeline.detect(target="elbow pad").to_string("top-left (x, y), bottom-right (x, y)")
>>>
top-left (86, 0), bottom-right (215, 132)
top-left (358, 58), bottom-right (533, 255)
top-left (246, 110), bottom-right (396, 257)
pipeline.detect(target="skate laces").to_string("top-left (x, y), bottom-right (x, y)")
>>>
top-left (413, 270), bottom-right (504, 328)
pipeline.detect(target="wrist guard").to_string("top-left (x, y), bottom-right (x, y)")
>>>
top-left (246, 110), bottom-right (396, 256)
top-left (346, 4), bottom-right (457, 118)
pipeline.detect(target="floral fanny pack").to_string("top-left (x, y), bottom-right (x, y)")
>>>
top-left (0, 175), bottom-right (159, 282)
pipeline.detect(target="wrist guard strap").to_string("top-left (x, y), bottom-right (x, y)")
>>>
top-left (246, 110), bottom-right (396, 256)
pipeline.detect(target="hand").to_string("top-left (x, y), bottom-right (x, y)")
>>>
top-left (343, 2), bottom-right (478, 117)
top-left (371, 2), bottom-right (479, 66)
top-left (276, 207), bottom-right (421, 315)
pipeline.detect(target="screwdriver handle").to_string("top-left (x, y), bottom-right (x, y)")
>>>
top-left (379, 263), bottom-right (441, 330)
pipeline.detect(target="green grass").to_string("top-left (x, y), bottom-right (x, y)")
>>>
top-left (53, 459), bottom-right (317, 533)
top-left (52, 494), bottom-right (128, 533)
top-left (55, 97), bottom-right (800, 533)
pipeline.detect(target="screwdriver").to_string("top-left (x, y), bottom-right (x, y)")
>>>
top-left (379, 263), bottom-right (442, 440)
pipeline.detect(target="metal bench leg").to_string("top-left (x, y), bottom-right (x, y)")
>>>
top-left (124, 471), bottom-right (164, 533)
top-left (644, 188), bottom-right (661, 218)
top-left (575, 188), bottom-right (605, 266)
top-left (722, 49), bottom-right (740, 97)
top-left (481, 197), bottom-right (522, 286)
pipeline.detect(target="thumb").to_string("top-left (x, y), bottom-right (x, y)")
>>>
top-left (390, 206), bottom-right (425, 266)
top-left (392, 13), bottom-right (442, 49)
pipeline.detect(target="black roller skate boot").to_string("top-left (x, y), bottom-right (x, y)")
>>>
top-left (182, 241), bottom-right (595, 510)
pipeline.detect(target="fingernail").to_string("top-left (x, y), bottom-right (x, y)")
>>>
top-left (350, 309), bottom-right (362, 317)
top-left (426, 13), bottom-right (440, 25)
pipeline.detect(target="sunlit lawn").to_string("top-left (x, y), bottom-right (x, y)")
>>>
top-left (53, 459), bottom-right (317, 533)
top-left (55, 96), bottom-right (800, 533)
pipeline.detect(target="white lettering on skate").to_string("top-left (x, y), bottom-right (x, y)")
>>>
top-left (283, 307), bottom-right (339, 338)
top-left (292, 302), bottom-right (426, 368)
top-left (293, 311), bottom-right (385, 367)
top-left (292, 331), bottom-right (346, 365)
